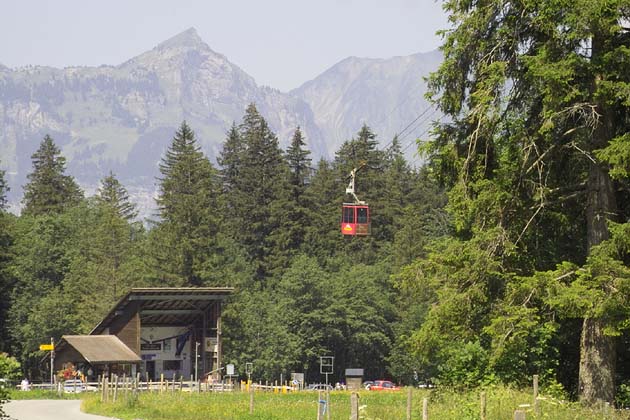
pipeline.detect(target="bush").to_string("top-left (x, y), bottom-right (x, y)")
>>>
top-left (437, 341), bottom-right (493, 387)
top-left (615, 382), bottom-right (630, 409)
top-left (0, 353), bottom-right (21, 381)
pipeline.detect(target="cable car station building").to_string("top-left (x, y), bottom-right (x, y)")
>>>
top-left (55, 287), bottom-right (233, 381)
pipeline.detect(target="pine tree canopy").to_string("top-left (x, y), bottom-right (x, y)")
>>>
top-left (422, 0), bottom-right (630, 404)
top-left (96, 172), bottom-right (138, 221)
top-left (0, 161), bottom-right (8, 211)
top-left (22, 135), bottom-right (83, 216)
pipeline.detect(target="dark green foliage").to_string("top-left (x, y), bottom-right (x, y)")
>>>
top-left (22, 135), bottom-right (83, 216)
top-left (302, 158), bottom-right (341, 260)
top-left (286, 127), bottom-right (312, 202)
top-left (0, 162), bottom-right (8, 211)
top-left (8, 210), bottom-right (86, 376)
top-left (96, 172), bottom-right (138, 221)
top-left (62, 198), bottom-right (148, 332)
top-left (0, 163), bottom-right (15, 352)
top-left (219, 104), bottom-right (289, 281)
top-left (218, 122), bottom-right (243, 197)
top-left (265, 128), bottom-right (314, 277)
top-left (413, 0), bottom-right (630, 402)
top-left (154, 121), bottom-right (221, 286)
top-left (0, 213), bottom-right (15, 353)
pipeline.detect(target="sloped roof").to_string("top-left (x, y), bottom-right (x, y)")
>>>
top-left (60, 335), bottom-right (141, 363)
top-left (91, 287), bottom-right (234, 334)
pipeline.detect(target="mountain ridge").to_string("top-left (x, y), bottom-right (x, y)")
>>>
top-left (0, 28), bottom-right (441, 215)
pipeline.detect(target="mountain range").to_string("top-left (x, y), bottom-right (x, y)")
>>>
top-left (0, 28), bottom-right (441, 214)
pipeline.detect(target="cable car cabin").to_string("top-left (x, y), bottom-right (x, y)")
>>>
top-left (341, 204), bottom-right (370, 236)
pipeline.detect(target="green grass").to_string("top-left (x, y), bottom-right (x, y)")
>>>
top-left (81, 387), bottom-right (630, 420)
top-left (8, 388), bottom-right (83, 400)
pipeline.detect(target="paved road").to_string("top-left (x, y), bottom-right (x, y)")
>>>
top-left (3, 400), bottom-right (117, 420)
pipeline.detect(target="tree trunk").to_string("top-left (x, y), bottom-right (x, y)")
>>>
top-left (579, 317), bottom-right (616, 404)
top-left (578, 87), bottom-right (618, 403)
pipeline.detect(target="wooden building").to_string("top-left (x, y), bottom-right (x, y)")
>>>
top-left (53, 335), bottom-right (141, 378)
top-left (53, 287), bottom-right (233, 381)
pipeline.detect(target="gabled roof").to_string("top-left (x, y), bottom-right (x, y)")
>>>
top-left (59, 335), bottom-right (141, 363)
top-left (91, 287), bottom-right (234, 334)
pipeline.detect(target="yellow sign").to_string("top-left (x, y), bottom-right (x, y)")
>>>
top-left (39, 344), bottom-right (54, 351)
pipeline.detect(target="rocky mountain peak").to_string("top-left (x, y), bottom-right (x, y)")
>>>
top-left (157, 27), bottom-right (207, 51)
top-left (120, 27), bottom-right (223, 71)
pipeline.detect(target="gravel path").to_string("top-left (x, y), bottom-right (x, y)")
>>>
top-left (3, 400), bottom-right (117, 420)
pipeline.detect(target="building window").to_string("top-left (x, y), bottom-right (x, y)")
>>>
top-left (163, 360), bottom-right (182, 371)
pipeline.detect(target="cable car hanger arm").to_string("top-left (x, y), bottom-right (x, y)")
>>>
top-left (345, 161), bottom-right (367, 205)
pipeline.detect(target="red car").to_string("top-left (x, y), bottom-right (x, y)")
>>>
top-left (369, 380), bottom-right (400, 391)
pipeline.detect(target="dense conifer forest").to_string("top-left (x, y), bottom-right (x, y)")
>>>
top-left (1, 0), bottom-right (629, 408)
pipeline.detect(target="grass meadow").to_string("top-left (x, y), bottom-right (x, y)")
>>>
top-left (78, 386), bottom-right (630, 420)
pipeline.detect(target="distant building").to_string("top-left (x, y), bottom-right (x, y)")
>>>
top-left (53, 287), bottom-right (233, 381)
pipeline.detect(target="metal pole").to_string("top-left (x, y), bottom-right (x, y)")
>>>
top-left (195, 342), bottom-right (199, 383)
top-left (50, 337), bottom-right (54, 386)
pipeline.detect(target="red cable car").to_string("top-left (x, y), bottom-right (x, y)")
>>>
top-left (341, 165), bottom-right (370, 236)
top-left (341, 204), bottom-right (370, 236)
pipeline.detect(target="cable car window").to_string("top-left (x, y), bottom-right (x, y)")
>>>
top-left (343, 207), bottom-right (355, 223)
top-left (357, 207), bottom-right (368, 224)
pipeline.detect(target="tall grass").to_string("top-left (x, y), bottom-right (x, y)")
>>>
top-left (82, 387), bottom-right (630, 420)
top-left (8, 388), bottom-right (82, 400)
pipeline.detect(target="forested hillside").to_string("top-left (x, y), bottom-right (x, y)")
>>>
top-left (0, 104), bottom-right (448, 385)
top-left (0, 0), bottom-right (629, 408)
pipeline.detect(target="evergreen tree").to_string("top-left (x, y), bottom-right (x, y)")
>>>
top-left (22, 135), bottom-right (82, 216)
top-left (0, 206), bottom-right (14, 352)
top-left (7, 209), bottom-right (84, 374)
top-left (266, 127), bottom-right (314, 276)
top-left (0, 161), bottom-right (8, 211)
top-left (154, 121), bottom-right (220, 286)
top-left (420, 0), bottom-right (630, 402)
top-left (302, 158), bottom-right (341, 260)
top-left (0, 162), bottom-right (11, 350)
top-left (286, 127), bottom-right (312, 202)
top-left (96, 172), bottom-right (138, 221)
top-left (218, 122), bottom-right (244, 197)
top-left (224, 104), bottom-right (289, 281)
top-left (62, 198), bottom-right (148, 332)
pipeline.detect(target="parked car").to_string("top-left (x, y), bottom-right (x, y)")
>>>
top-left (306, 383), bottom-right (333, 391)
top-left (369, 380), bottom-right (400, 391)
top-left (362, 380), bottom-right (374, 390)
top-left (63, 379), bottom-right (86, 393)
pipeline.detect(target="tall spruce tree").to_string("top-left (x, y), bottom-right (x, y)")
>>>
top-left (7, 207), bottom-right (85, 374)
top-left (96, 172), bottom-right (138, 221)
top-left (223, 104), bottom-right (288, 281)
top-left (286, 127), bottom-right (312, 202)
top-left (22, 135), bottom-right (82, 216)
top-left (0, 161), bottom-right (8, 211)
top-left (266, 127), bottom-right (313, 276)
top-left (218, 122), bottom-right (244, 198)
top-left (0, 162), bottom-right (13, 352)
top-left (62, 198), bottom-right (146, 332)
top-left (155, 121), bottom-right (220, 286)
top-left (423, 0), bottom-right (630, 403)
top-left (302, 158), bottom-right (341, 260)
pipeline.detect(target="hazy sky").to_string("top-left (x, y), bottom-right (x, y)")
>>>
top-left (0, 0), bottom-right (448, 91)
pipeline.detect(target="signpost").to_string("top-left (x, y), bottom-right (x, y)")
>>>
top-left (226, 364), bottom-right (235, 375)
top-left (245, 362), bottom-right (253, 383)
top-left (40, 338), bottom-right (55, 386)
top-left (319, 356), bottom-right (334, 386)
